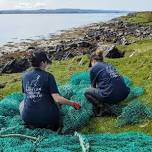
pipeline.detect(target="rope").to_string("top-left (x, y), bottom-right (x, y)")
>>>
top-left (0, 134), bottom-right (39, 141)
top-left (75, 132), bottom-right (90, 152)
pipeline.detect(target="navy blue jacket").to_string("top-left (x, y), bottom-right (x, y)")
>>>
top-left (22, 68), bottom-right (60, 126)
top-left (90, 62), bottom-right (130, 103)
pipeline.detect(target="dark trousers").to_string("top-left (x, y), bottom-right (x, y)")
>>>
top-left (84, 88), bottom-right (122, 116)
top-left (84, 88), bottom-right (105, 106)
top-left (19, 101), bottom-right (61, 131)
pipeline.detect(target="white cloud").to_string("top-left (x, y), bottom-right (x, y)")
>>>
top-left (16, 2), bottom-right (30, 8)
top-left (35, 2), bottom-right (47, 8)
top-left (15, 2), bottom-right (47, 9)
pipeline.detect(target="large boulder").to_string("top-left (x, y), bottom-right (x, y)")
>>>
top-left (0, 58), bottom-right (30, 74)
top-left (99, 44), bottom-right (125, 58)
top-left (105, 45), bottom-right (125, 58)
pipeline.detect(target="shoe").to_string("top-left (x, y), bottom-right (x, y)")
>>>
top-left (94, 105), bottom-right (104, 117)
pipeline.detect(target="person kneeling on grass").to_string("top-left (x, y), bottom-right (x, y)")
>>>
top-left (84, 48), bottom-right (130, 116)
top-left (20, 51), bottom-right (81, 131)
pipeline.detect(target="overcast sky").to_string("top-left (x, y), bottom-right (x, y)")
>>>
top-left (0, 0), bottom-right (151, 11)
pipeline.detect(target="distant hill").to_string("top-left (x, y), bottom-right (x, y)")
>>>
top-left (0, 9), bottom-right (128, 14)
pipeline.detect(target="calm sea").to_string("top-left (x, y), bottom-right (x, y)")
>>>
top-left (0, 13), bottom-right (127, 45)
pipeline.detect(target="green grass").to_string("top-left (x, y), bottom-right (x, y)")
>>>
top-left (120, 11), bottom-right (152, 25)
top-left (0, 39), bottom-right (152, 135)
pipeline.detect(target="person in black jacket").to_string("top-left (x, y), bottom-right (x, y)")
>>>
top-left (85, 48), bottom-right (130, 116)
top-left (20, 51), bottom-right (81, 131)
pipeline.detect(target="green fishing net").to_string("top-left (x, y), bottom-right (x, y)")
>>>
top-left (1, 131), bottom-right (152, 152)
top-left (117, 100), bottom-right (152, 127)
top-left (1, 71), bottom-right (152, 152)
top-left (59, 72), bottom-right (93, 133)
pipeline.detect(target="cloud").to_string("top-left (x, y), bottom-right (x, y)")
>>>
top-left (15, 2), bottom-right (47, 9)
top-left (34, 2), bottom-right (47, 8)
top-left (16, 2), bottom-right (30, 8)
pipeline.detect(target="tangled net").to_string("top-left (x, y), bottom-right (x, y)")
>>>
top-left (1, 71), bottom-right (152, 152)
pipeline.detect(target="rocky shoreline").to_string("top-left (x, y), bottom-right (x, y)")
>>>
top-left (0, 17), bottom-right (152, 74)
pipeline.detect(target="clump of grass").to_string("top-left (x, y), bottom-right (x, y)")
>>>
top-left (0, 73), bottom-right (21, 99)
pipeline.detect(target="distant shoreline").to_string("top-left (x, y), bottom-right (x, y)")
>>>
top-left (0, 12), bottom-right (127, 46)
top-left (0, 9), bottom-right (129, 14)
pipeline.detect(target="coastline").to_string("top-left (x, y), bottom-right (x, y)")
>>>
top-left (0, 12), bottom-right (152, 74)
top-left (0, 21), bottom-right (105, 62)
top-left (0, 13), bottom-right (128, 50)
top-left (0, 21), bottom-right (105, 55)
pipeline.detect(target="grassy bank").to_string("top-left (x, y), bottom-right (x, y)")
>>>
top-left (120, 11), bottom-right (152, 25)
top-left (1, 39), bottom-right (152, 99)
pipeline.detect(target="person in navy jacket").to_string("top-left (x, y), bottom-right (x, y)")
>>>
top-left (20, 51), bottom-right (81, 131)
top-left (85, 48), bottom-right (130, 116)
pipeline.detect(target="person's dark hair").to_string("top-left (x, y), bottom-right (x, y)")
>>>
top-left (30, 51), bottom-right (52, 67)
top-left (89, 48), bottom-right (104, 67)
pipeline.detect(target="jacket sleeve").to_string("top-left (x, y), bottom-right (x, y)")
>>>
top-left (22, 80), bottom-right (25, 93)
top-left (90, 70), bottom-right (96, 88)
top-left (48, 74), bottom-right (59, 94)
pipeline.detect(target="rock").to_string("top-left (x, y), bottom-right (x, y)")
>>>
top-left (54, 50), bottom-right (64, 60)
top-left (143, 30), bottom-right (151, 36)
top-left (47, 49), bottom-right (56, 56)
top-left (120, 37), bottom-right (129, 45)
top-left (105, 46), bottom-right (125, 58)
top-left (55, 44), bottom-right (65, 53)
top-left (0, 58), bottom-right (30, 74)
top-left (118, 32), bottom-right (124, 37)
top-left (47, 46), bottom-right (55, 50)
top-left (63, 51), bottom-right (75, 60)
top-left (53, 50), bottom-right (76, 60)
top-left (68, 42), bottom-right (78, 48)
top-left (53, 43), bottom-right (66, 59)
top-left (114, 36), bottom-right (129, 45)
top-left (87, 31), bottom-right (95, 37)
top-left (135, 29), bottom-right (141, 36)
top-left (77, 41), bottom-right (92, 48)
top-left (27, 46), bottom-right (36, 50)
top-left (87, 30), bottom-right (101, 39)
top-left (95, 35), bottom-right (100, 41)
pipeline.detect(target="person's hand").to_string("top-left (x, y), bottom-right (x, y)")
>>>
top-left (71, 102), bottom-right (81, 110)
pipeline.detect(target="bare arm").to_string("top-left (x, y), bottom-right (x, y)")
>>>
top-left (51, 93), bottom-right (81, 110)
top-left (52, 93), bottom-right (73, 106)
